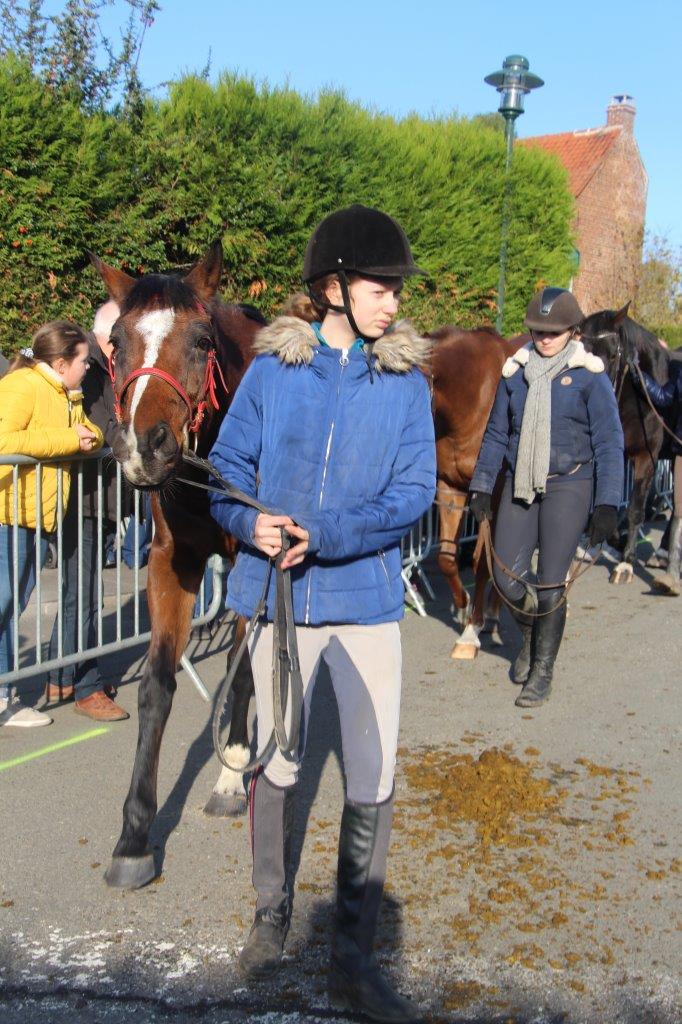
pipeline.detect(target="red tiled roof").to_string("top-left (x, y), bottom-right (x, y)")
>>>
top-left (518, 126), bottom-right (621, 197)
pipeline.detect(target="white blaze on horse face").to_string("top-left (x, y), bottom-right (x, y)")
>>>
top-left (129, 308), bottom-right (176, 423)
top-left (121, 308), bottom-right (175, 482)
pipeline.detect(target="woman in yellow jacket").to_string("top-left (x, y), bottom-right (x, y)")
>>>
top-left (0, 321), bottom-right (102, 727)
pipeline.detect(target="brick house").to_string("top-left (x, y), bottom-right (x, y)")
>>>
top-left (519, 96), bottom-right (648, 314)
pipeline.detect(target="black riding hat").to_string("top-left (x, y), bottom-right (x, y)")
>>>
top-left (303, 204), bottom-right (425, 283)
top-left (524, 287), bottom-right (584, 332)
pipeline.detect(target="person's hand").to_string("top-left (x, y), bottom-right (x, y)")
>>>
top-left (253, 514), bottom-right (294, 558)
top-left (588, 505), bottom-right (618, 546)
top-left (280, 523), bottom-right (310, 570)
top-left (469, 491), bottom-right (492, 524)
top-left (75, 423), bottom-right (98, 452)
top-left (627, 348), bottom-right (641, 377)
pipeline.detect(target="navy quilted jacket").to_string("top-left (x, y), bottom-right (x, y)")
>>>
top-left (209, 317), bottom-right (436, 625)
top-left (471, 341), bottom-right (624, 507)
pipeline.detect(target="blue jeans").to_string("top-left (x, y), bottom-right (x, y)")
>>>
top-left (0, 524), bottom-right (49, 697)
top-left (47, 506), bottom-right (106, 699)
top-left (122, 495), bottom-right (153, 569)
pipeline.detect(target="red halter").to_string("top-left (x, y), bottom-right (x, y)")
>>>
top-left (108, 309), bottom-right (229, 434)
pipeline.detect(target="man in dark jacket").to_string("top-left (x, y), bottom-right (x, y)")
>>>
top-left (44, 300), bottom-right (130, 721)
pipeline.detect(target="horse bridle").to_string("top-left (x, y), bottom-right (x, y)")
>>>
top-left (580, 328), bottom-right (626, 397)
top-left (107, 304), bottom-right (229, 435)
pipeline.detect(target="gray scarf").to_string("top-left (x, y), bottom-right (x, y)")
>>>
top-left (514, 341), bottom-right (577, 504)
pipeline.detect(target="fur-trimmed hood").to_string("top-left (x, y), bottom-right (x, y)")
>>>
top-left (254, 317), bottom-right (431, 373)
top-left (502, 340), bottom-right (604, 378)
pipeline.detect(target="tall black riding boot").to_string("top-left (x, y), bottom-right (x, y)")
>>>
top-left (509, 591), bottom-right (537, 684)
top-left (238, 770), bottom-right (295, 980)
top-left (329, 792), bottom-right (421, 1024)
top-left (653, 516), bottom-right (682, 596)
top-left (515, 601), bottom-right (566, 708)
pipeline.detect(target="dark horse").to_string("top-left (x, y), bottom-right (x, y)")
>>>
top-left (430, 325), bottom-right (525, 658)
top-left (580, 303), bottom-right (670, 583)
top-left (90, 242), bottom-right (262, 889)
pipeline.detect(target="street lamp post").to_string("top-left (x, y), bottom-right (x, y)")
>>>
top-left (485, 55), bottom-right (543, 334)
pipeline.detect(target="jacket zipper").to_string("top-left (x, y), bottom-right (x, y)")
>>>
top-left (304, 348), bottom-right (349, 623)
top-left (378, 549), bottom-right (391, 586)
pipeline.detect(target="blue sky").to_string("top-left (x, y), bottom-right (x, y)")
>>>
top-left (93, 0), bottom-right (679, 255)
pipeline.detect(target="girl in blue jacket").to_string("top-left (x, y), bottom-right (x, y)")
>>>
top-left (209, 205), bottom-right (435, 1022)
top-left (469, 288), bottom-right (624, 709)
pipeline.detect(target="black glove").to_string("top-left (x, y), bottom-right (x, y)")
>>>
top-left (588, 504), bottom-right (618, 546)
top-left (469, 491), bottom-right (492, 524)
top-left (627, 349), bottom-right (641, 380)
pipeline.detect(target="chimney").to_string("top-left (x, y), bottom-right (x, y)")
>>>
top-left (607, 94), bottom-right (636, 134)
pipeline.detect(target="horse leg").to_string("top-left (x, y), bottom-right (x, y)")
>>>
top-left (105, 538), bottom-right (201, 889)
top-left (611, 454), bottom-right (654, 585)
top-left (204, 614), bottom-right (254, 818)
top-left (436, 483), bottom-right (470, 632)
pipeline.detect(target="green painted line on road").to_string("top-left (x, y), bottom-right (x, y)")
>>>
top-left (0, 727), bottom-right (110, 771)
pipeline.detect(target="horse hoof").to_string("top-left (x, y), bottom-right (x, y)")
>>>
top-left (105, 853), bottom-right (156, 890)
top-left (652, 574), bottom-right (680, 596)
top-left (203, 791), bottom-right (247, 818)
top-left (451, 642), bottom-right (479, 660)
top-left (609, 562), bottom-right (633, 585)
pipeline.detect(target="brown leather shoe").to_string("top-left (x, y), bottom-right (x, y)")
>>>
top-left (74, 690), bottom-right (129, 721)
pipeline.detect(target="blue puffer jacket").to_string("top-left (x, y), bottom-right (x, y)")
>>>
top-left (471, 340), bottom-right (624, 506)
top-left (640, 360), bottom-right (682, 456)
top-left (209, 317), bottom-right (436, 625)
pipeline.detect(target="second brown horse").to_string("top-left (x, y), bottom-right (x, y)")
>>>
top-left (431, 325), bottom-right (524, 658)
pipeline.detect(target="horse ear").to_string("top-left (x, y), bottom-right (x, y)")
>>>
top-left (185, 240), bottom-right (223, 301)
top-left (88, 252), bottom-right (135, 303)
top-left (613, 301), bottom-right (631, 326)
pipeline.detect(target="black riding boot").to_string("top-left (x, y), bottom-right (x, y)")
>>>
top-left (329, 792), bottom-right (421, 1024)
top-left (515, 601), bottom-right (566, 707)
top-left (653, 516), bottom-right (682, 596)
top-left (238, 771), bottom-right (295, 980)
top-left (509, 591), bottom-right (537, 685)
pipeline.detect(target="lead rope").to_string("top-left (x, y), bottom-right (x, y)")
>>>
top-left (179, 451), bottom-right (304, 774)
top-left (478, 517), bottom-right (602, 618)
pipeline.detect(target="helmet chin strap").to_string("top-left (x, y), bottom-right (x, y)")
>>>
top-left (306, 270), bottom-right (376, 383)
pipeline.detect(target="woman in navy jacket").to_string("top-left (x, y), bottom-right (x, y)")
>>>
top-left (470, 288), bottom-right (624, 708)
top-left (209, 205), bottom-right (435, 1023)
top-left (632, 354), bottom-right (682, 594)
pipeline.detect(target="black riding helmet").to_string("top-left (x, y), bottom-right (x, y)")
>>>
top-left (303, 204), bottom-right (425, 283)
top-left (302, 206), bottom-right (425, 375)
top-left (524, 287), bottom-right (584, 332)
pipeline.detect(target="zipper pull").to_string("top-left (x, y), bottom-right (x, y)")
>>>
top-left (339, 348), bottom-right (349, 366)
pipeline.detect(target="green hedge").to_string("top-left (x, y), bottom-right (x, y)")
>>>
top-left (0, 58), bottom-right (575, 351)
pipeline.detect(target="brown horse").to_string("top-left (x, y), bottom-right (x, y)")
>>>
top-left (431, 326), bottom-right (524, 658)
top-left (90, 242), bottom-right (263, 889)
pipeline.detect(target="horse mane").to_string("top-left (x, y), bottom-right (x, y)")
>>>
top-left (120, 273), bottom-right (200, 316)
top-left (624, 316), bottom-right (670, 382)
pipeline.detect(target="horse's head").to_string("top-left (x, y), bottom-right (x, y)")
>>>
top-left (579, 302), bottom-right (630, 387)
top-left (89, 243), bottom-right (224, 488)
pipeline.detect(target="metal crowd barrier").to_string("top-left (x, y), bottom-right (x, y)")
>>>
top-left (0, 451), bottom-right (224, 700)
top-left (400, 458), bottom-right (675, 616)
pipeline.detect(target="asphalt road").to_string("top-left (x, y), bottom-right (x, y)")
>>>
top-left (0, 529), bottom-right (680, 1024)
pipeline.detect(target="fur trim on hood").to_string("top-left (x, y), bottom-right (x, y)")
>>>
top-left (253, 317), bottom-right (431, 372)
top-left (502, 340), bottom-right (605, 378)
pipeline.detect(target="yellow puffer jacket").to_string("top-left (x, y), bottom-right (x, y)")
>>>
top-left (0, 363), bottom-right (104, 531)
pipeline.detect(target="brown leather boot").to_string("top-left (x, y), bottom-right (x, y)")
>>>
top-left (74, 690), bottom-right (129, 721)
